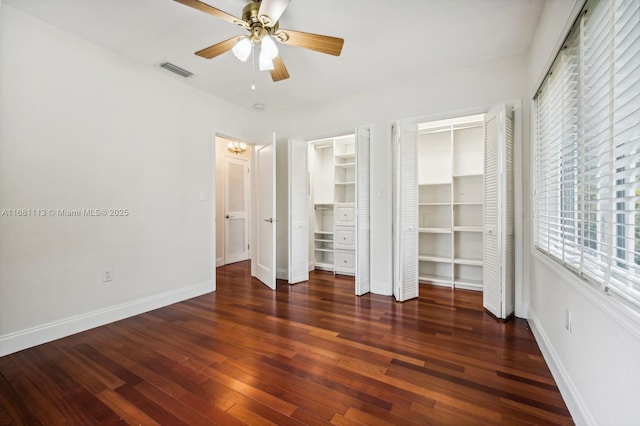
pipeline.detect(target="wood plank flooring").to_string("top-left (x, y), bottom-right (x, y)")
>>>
top-left (0, 261), bottom-right (572, 425)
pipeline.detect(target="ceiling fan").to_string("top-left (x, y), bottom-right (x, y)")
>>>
top-left (174, 0), bottom-right (345, 82)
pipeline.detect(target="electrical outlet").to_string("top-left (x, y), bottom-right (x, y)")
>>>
top-left (103, 266), bottom-right (113, 283)
top-left (565, 309), bottom-right (572, 333)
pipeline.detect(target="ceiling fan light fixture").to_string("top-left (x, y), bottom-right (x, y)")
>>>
top-left (257, 0), bottom-right (291, 28)
top-left (232, 37), bottom-right (252, 62)
top-left (260, 35), bottom-right (278, 60)
top-left (259, 52), bottom-right (275, 71)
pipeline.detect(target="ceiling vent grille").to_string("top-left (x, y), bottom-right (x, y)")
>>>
top-left (159, 62), bottom-right (193, 78)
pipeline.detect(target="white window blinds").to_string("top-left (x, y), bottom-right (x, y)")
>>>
top-left (534, 0), bottom-right (640, 309)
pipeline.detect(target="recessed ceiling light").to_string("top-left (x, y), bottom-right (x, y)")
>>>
top-left (252, 103), bottom-right (266, 110)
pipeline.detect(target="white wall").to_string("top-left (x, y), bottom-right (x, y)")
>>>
top-left (0, 6), bottom-right (261, 355)
top-left (525, 1), bottom-right (640, 424)
top-left (271, 55), bottom-right (527, 295)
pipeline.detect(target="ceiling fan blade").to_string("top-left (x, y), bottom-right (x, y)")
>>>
top-left (276, 30), bottom-right (344, 56)
top-left (195, 37), bottom-right (239, 59)
top-left (258, 0), bottom-right (291, 27)
top-left (174, 0), bottom-right (248, 28)
top-left (270, 56), bottom-right (290, 82)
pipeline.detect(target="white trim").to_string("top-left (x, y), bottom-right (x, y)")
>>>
top-left (216, 257), bottom-right (224, 267)
top-left (211, 131), bottom-right (217, 291)
top-left (276, 267), bottom-right (288, 281)
top-left (512, 100), bottom-right (526, 318)
top-left (0, 280), bottom-right (213, 357)
top-left (528, 307), bottom-right (595, 426)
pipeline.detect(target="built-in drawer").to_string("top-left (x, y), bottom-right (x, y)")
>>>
top-left (335, 204), bottom-right (355, 225)
top-left (335, 249), bottom-right (355, 274)
top-left (334, 226), bottom-right (355, 249)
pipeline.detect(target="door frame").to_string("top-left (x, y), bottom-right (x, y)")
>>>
top-left (289, 127), bottom-right (371, 294)
top-left (211, 132), bottom-right (256, 290)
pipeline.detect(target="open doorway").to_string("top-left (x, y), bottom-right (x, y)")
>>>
top-left (288, 127), bottom-right (371, 295)
top-left (215, 136), bottom-right (251, 267)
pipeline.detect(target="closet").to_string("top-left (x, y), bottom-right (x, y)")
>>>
top-left (288, 127), bottom-right (371, 295)
top-left (417, 114), bottom-right (485, 291)
top-left (310, 135), bottom-right (357, 275)
top-left (393, 105), bottom-right (514, 318)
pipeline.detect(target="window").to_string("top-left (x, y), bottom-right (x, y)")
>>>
top-left (534, 0), bottom-right (640, 309)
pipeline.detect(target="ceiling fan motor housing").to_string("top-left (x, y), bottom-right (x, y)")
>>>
top-left (241, 1), bottom-right (279, 41)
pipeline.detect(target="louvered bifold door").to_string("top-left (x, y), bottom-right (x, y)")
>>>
top-left (483, 109), bottom-right (502, 317)
top-left (355, 127), bottom-right (371, 296)
top-left (484, 105), bottom-right (515, 318)
top-left (393, 123), bottom-right (419, 302)
top-left (503, 108), bottom-right (515, 317)
top-left (288, 138), bottom-right (309, 284)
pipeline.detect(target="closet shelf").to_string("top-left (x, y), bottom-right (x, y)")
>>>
top-left (454, 257), bottom-right (483, 266)
top-left (315, 238), bottom-right (333, 243)
top-left (453, 172), bottom-right (483, 178)
top-left (454, 278), bottom-right (483, 287)
top-left (314, 230), bottom-right (334, 235)
top-left (314, 248), bottom-right (334, 253)
top-left (335, 162), bottom-right (355, 167)
top-left (419, 227), bottom-right (452, 234)
top-left (419, 274), bottom-right (452, 284)
top-left (453, 226), bottom-right (483, 232)
top-left (335, 152), bottom-right (356, 159)
top-left (419, 182), bottom-right (452, 186)
top-left (419, 255), bottom-right (451, 263)
top-left (335, 181), bottom-right (356, 185)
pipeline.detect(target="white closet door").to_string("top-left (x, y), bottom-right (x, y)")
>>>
top-left (253, 134), bottom-right (277, 290)
top-left (503, 108), bottom-right (515, 316)
top-left (288, 138), bottom-right (309, 284)
top-left (393, 123), bottom-right (419, 302)
top-left (483, 105), bottom-right (515, 318)
top-left (355, 127), bottom-right (371, 295)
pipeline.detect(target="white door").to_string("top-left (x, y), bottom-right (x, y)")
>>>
top-left (224, 156), bottom-right (249, 264)
top-left (483, 104), bottom-right (515, 318)
top-left (288, 138), bottom-right (309, 284)
top-left (393, 122), bottom-right (419, 302)
top-left (355, 127), bottom-right (371, 295)
top-left (253, 134), bottom-right (276, 290)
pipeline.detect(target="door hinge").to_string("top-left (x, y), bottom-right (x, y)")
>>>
top-left (248, 244), bottom-right (250, 250)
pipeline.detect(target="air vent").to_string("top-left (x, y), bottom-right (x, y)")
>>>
top-left (159, 62), bottom-right (193, 78)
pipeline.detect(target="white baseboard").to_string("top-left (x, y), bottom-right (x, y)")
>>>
top-left (276, 268), bottom-right (288, 281)
top-left (527, 308), bottom-right (595, 426)
top-left (0, 280), bottom-right (213, 357)
top-left (216, 257), bottom-right (224, 267)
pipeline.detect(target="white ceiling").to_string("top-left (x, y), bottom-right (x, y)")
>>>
top-left (3, 0), bottom-right (546, 112)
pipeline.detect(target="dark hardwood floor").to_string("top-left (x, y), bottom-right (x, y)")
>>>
top-left (0, 261), bottom-right (572, 425)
